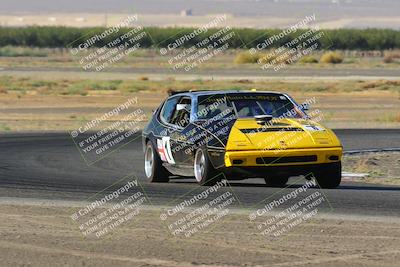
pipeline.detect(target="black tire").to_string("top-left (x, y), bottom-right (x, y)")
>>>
top-left (264, 176), bottom-right (289, 187)
top-left (313, 162), bottom-right (342, 189)
top-left (194, 148), bottom-right (222, 186)
top-left (144, 141), bottom-right (170, 183)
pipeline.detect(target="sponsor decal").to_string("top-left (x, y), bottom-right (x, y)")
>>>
top-left (303, 125), bottom-right (324, 131)
top-left (157, 137), bottom-right (175, 164)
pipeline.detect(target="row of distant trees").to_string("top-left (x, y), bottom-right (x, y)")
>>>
top-left (0, 26), bottom-right (399, 50)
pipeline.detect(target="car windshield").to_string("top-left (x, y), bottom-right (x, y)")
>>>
top-left (196, 93), bottom-right (306, 119)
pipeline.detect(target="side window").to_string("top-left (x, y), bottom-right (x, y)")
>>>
top-left (170, 97), bottom-right (191, 128)
top-left (160, 97), bottom-right (179, 124)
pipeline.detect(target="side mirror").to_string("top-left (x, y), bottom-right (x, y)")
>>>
top-left (176, 104), bottom-right (190, 112)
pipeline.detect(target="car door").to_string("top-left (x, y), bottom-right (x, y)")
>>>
top-left (167, 96), bottom-right (196, 167)
top-left (156, 96), bottom-right (180, 166)
top-left (156, 95), bottom-right (194, 168)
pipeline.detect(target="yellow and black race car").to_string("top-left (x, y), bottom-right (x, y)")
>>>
top-left (142, 90), bottom-right (342, 188)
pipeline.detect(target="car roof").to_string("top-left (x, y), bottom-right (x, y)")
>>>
top-left (171, 90), bottom-right (286, 98)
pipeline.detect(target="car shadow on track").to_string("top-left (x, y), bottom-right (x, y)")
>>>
top-left (228, 183), bottom-right (400, 191)
top-left (169, 178), bottom-right (400, 191)
top-left (336, 184), bottom-right (400, 191)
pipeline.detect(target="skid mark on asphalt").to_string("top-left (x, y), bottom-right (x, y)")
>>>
top-left (0, 165), bottom-right (11, 170)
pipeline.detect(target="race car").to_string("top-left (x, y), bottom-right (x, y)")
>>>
top-left (142, 90), bottom-right (342, 188)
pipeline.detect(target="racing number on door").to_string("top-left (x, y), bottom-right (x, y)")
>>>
top-left (157, 137), bottom-right (175, 164)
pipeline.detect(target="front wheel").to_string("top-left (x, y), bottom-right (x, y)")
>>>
top-left (144, 141), bottom-right (169, 183)
top-left (194, 148), bottom-right (221, 186)
top-left (313, 162), bottom-right (341, 189)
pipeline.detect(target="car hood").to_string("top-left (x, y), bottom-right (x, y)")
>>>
top-left (225, 118), bottom-right (342, 151)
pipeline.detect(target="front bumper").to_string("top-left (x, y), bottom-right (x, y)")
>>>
top-left (224, 162), bottom-right (341, 179)
top-left (224, 147), bottom-right (342, 167)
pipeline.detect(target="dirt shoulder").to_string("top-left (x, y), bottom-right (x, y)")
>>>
top-left (0, 86), bottom-right (399, 132)
top-left (342, 152), bottom-right (400, 185)
top-left (0, 202), bottom-right (399, 267)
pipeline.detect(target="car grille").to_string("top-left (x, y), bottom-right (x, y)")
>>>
top-left (256, 155), bottom-right (317, 164)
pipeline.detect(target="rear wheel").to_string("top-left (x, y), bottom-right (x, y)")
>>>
top-left (144, 141), bottom-right (169, 183)
top-left (264, 176), bottom-right (289, 187)
top-left (194, 148), bottom-right (221, 186)
top-left (313, 162), bottom-right (341, 189)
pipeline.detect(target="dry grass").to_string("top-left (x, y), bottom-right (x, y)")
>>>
top-left (138, 76), bottom-right (149, 81)
top-left (0, 76), bottom-right (399, 96)
top-left (383, 50), bottom-right (400, 63)
top-left (234, 51), bottom-right (259, 64)
top-left (320, 51), bottom-right (344, 64)
top-left (0, 46), bottom-right (49, 57)
top-left (376, 112), bottom-right (400, 123)
top-left (343, 152), bottom-right (400, 184)
top-left (234, 50), bottom-right (293, 65)
top-left (299, 56), bottom-right (319, 64)
top-left (361, 80), bottom-right (400, 90)
top-left (1, 75), bottom-right (399, 131)
top-left (0, 48), bottom-right (397, 70)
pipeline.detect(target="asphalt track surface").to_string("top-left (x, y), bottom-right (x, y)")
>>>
top-left (0, 129), bottom-right (399, 217)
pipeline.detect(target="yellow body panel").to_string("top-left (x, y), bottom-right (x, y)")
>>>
top-left (224, 147), bottom-right (342, 167)
top-left (224, 118), bottom-right (342, 167)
